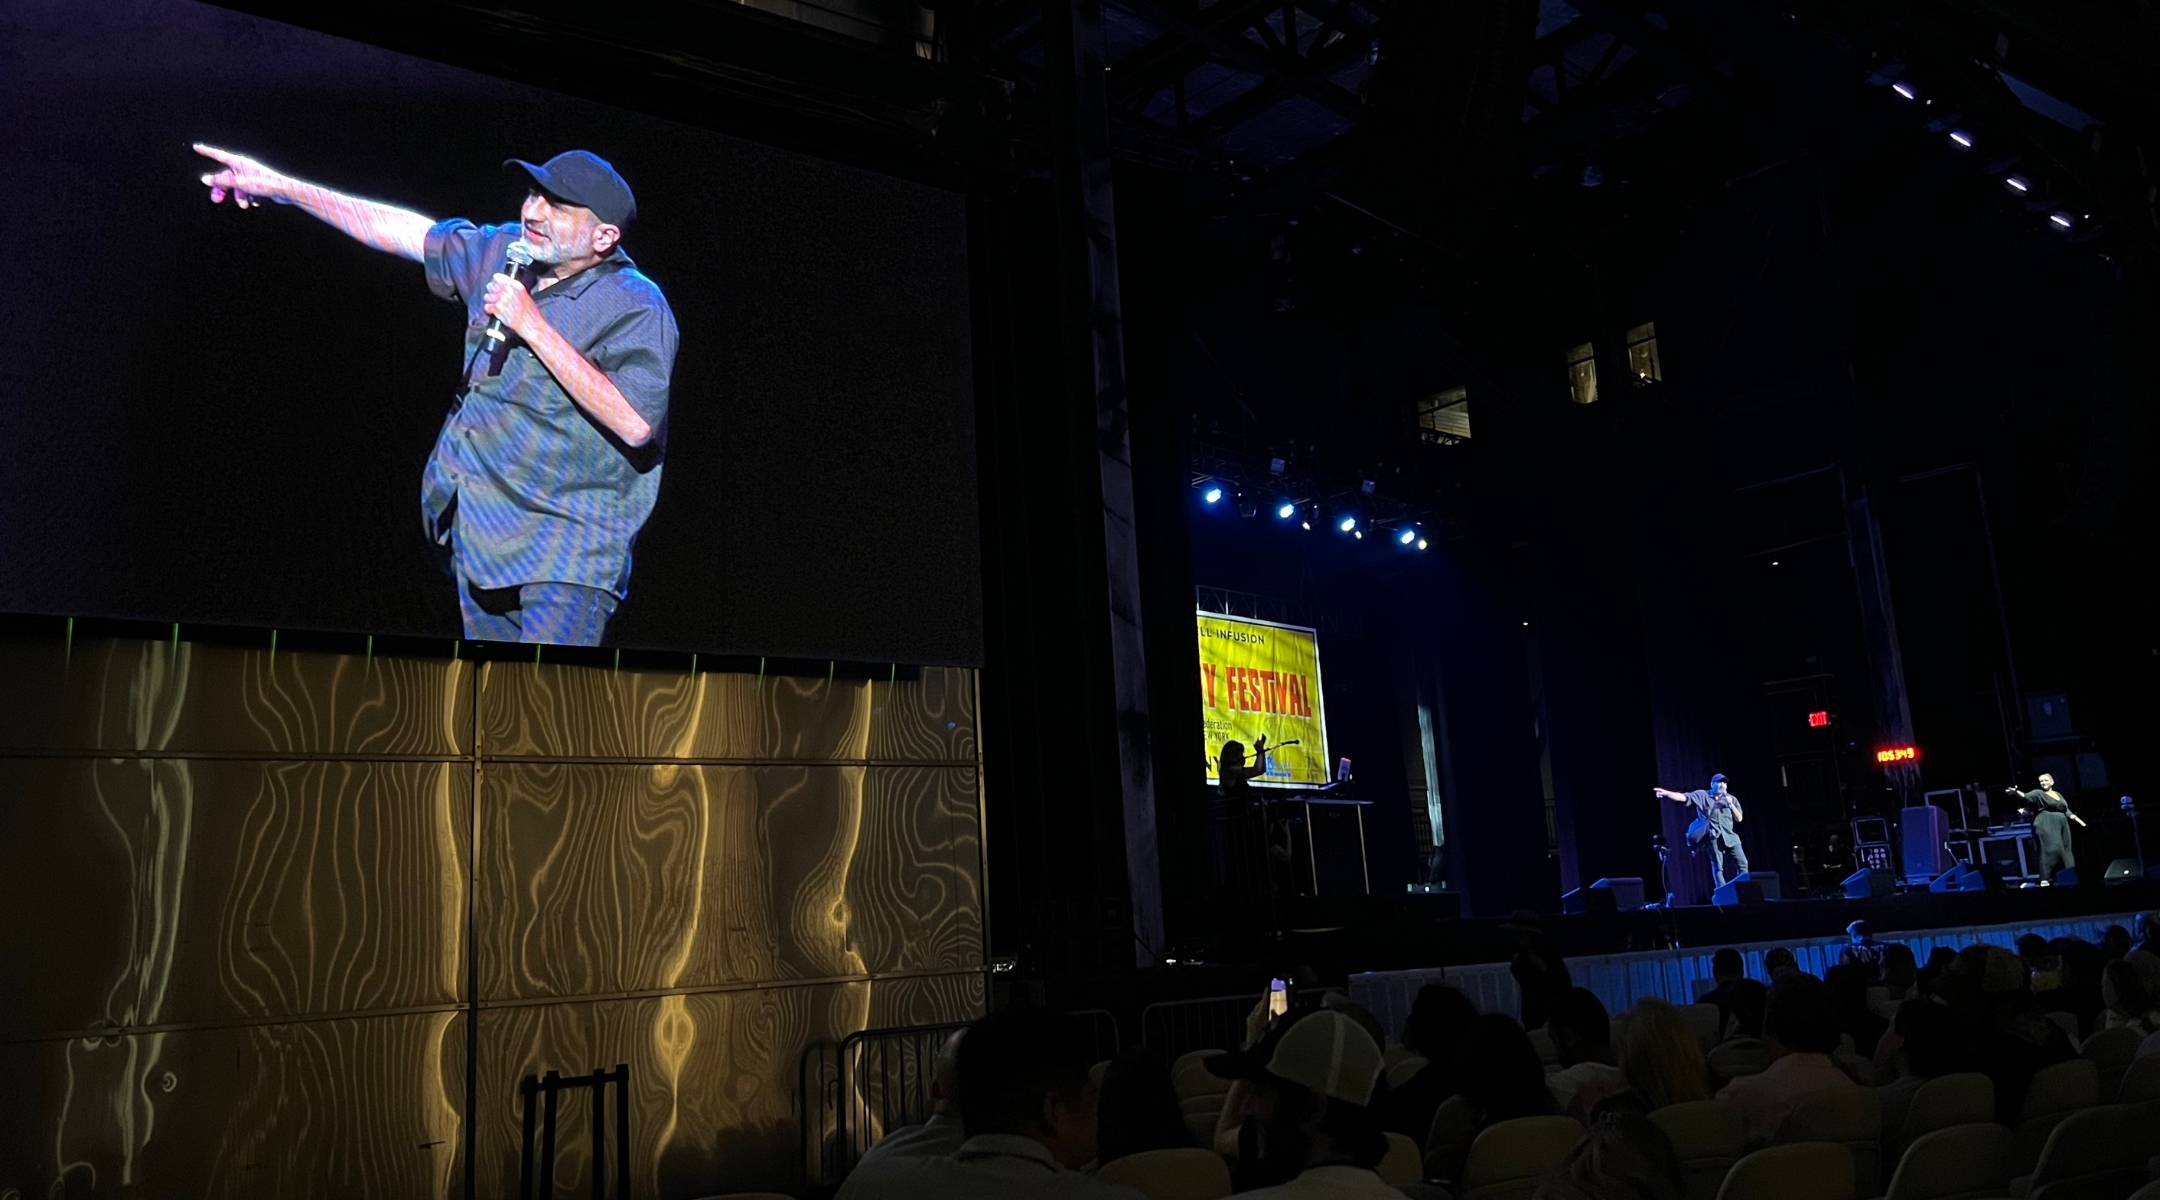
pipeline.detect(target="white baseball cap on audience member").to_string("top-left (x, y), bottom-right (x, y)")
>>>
top-left (1205, 1008), bottom-right (1383, 1107)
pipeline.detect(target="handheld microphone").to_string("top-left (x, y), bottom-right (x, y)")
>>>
top-left (484, 239), bottom-right (537, 346)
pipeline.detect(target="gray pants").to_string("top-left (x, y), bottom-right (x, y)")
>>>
top-left (1712, 838), bottom-right (1749, 889)
top-left (457, 560), bottom-right (619, 646)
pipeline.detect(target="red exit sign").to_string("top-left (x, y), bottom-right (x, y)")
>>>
top-left (1875, 745), bottom-right (1920, 765)
top-left (1807, 710), bottom-right (1830, 727)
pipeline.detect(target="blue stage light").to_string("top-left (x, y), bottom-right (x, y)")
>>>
top-left (2005, 175), bottom-right (2030, 193)
top-left (1949, 130), bottom-right (1974, 148)
top-left (1416, 538), bottom-right (1429, 551)
top-left (1276, 501), bottom-right (1297, 520)
top-left (1202, 484), bottom-right (1223, 505)
top-left (1397, 528), bottom-right (1417, 545)
top-left (1337, 515), bottom-right (1357, 533)
top-left (1892, 82), bottom-right (1918, 100)
top-left (2050, 212), bottom-right (2074, 230)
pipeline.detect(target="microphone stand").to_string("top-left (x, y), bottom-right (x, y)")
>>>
top-left (2125, 796), bottom-right (2144, 876)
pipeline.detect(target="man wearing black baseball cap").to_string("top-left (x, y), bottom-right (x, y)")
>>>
top-left (193, 143), bottom-right (677, 646)
top-left (1206, 1008), bottom-right (1400, 1198)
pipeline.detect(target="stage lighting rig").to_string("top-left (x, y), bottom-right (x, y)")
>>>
top-left (1202, 483), bottom-right (1224, 505)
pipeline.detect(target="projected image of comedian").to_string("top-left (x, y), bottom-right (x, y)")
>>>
top-left (193, 144), bottom-right (679, 646)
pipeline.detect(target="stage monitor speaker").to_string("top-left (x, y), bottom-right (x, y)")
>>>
top-left (1562, 886), bottom-right (1616, 916)
top-left (1735, 871), bottom-right (1782, 901)
top-left (1900, 805), bottom-right (1955, 883)
top-left (1843, 868), bottom-right (1897, 899)
top-left (1928, 865), bottom-right (1963, 893)
top-left (1591, 876), bottom-right (1646, 910)
top-left (1927, 864), bottom-right (1992, 893)
top-left (1712, 880), bottom-right (1766, 907)
top-left (2104, 858), bottom-right (2142, 884)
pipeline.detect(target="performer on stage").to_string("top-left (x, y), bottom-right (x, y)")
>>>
top-left (193, 144), bottom-right (679, 646)
top-left (1217, 737), bottom-right (1271, 801)
top-left (1656, 774), bottom-right (1749, 889)
top-left (2006, 772), bottom-right (2085, 884)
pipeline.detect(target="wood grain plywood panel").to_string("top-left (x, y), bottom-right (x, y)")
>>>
top-left (0, 758), bottom-right (469, 1039)
top-left (472, 972), bottom-right (983, 1198)
top-left (0, 635), bottom-right (472, 758)
top-left (0, 1010), bottom-right (465, 1200)
top-left (476, 660), bottom-right (975, 763)
top-left (476, 764), bottom-right (981, 1001)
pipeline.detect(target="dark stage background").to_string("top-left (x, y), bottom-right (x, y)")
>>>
top-left (0, 0), bottom-right (981, 666)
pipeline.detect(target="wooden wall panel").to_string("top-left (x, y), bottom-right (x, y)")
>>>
top-left (0, 636), bottom-right (472, 758)
top-left (0, 758), bottom-right (468, 1038)
top-left (476, 661), bottom-right (976, 763)
top-left (471, 972), bottom-right (984, 1198)
top-left (0, 1010), bottom-right (466, 1200)
top-left (475, 764), bottom-right (981, 1000)
top-left (0, 636), bottom-right (984, 1199)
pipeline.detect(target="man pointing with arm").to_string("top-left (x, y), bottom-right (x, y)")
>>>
top-left (194, 144), bottom-right (679, 646)
top-left (1657, 773), bottom-right (1749, 890)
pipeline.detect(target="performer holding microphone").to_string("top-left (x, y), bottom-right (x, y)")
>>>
top-left (1656, 774), bottom-right (1749, 889)
top-left (2007, 772), bottom-right (2085, 884)
top-left (192, 144), bottom-right (678, 646)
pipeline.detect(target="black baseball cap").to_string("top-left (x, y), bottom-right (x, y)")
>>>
top-left (506, 151), bottom-right (637, 227)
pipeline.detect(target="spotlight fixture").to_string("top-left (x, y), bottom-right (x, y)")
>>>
top-left (1949, 130), bottom-right (1974, 148)
top-left (1337, 515), bottom-right (1357, 533)
top-left (1397, 528), bottom-right (1417, 545)
top-left (2005, 175), bottom-right (2031, 193)
top-left (1360, 479), bottom-right (1377, 495)
top-left (1416, 538), bottom-right (1429, 551)
top-left (1202, 484), bottom-right (1224, 505)
top-left (1353, 529), bottom-right (1364, 540)
top-left (2050, 212), bottom-right (2074, 230)
top-left (1276, 501), bottom-right (1297, 520)
top-left (1300, 520), bottom-right (1312, 530)
top-left (1892, 81), bottom-right (1918, 100)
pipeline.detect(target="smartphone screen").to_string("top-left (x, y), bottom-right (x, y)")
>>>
top-left (1267, 977), bottom-right (1289, 1017)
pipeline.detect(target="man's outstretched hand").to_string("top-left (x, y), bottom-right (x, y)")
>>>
top-left (194, 143), bottom-right (292, 209)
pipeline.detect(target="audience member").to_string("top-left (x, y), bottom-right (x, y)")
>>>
top-left (1699, 949), bottom-right (1747, 1029)
top-left (1713, 973), bottom-right (1858, 1147)
top-left (2136, 913), bottom-right (2160, 960)
top-left (838, 1005), bottom-right (1142, 1200)
top-left (1509, 910), bottom-right (1575, 1032)
top-left (1547, 988), bottom-right (1632, 1121)
top-left (1428, 1013), bottom-right (1557, 1179)
top-left (2017, 934), bottom-right (2059, 992)
top-left (1207, 1009), bottom-right (1402, 1198)
top-left (1873, 999), bottom-right (1962, 1156)
top-left (2041, 940), bottom-right (2105, 1040)
top-left (1762, 947), bottom-right (1800, 981)
top-left (1532, 1111), bottom-right (1688, 1200)
top-left (1940, 944), bottom-right (2075, 1122)
top-left (856, 1028), bottom-right (968, 1166)
top-left (1614, 997), bottom-right (1713, 1111)
top-left (1916, 947), bottom-right (1957, 995)
top-left (2101, 958), bottom-right (2157, 1037)
top-left (1383, 984), bottom-right (1478, 1140)
top-left (2100, 924), bottom-right (2132, 964)
top-left (1825, 963), bottom-right (1889, 1060)
top-left (1093, 1049), bottom-right (1192, 1166)
top-left (1878, 944), bottom-right (1918, 1003)
top-left (1320, 992), bottom-right (1391, 1063)
top-left (1724, 980), bottom-right (1769, 1040)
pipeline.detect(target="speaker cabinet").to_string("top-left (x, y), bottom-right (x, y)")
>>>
top-left (2105, 858), bottom-right (2143, 884)
top-left (1900, 805), bottom-right (1954, 884)
top-left (1712, 880), bottom-right (1766, 907)
top-left (1735, 871), bottom-right (1782, 901)
top-left (1592, 876), bottom-right (1646, 910)
top-left (1843, 868), bottom-right (1897, 899)
top-left (1562, 886), bottom-right (1616, 915)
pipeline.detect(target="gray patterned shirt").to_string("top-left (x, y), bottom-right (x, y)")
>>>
top-left (421, 219), bottom-right (678, 596)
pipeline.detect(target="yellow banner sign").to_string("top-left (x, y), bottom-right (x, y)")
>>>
top-left (1197, 611), bottom-right (1331, 787)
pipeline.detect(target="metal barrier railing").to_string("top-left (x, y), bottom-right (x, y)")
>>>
top-left (1137, 989), bottom-right (1325, 1061)
top-left (801, 1020), bottom-right (969, 1185)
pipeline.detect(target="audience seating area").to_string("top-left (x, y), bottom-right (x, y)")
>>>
top-left (828, 917), bottom-right (2160, 1200)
